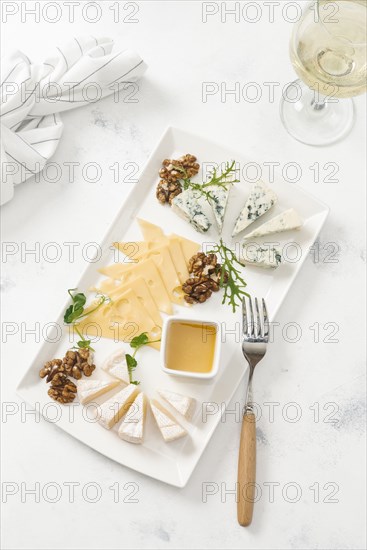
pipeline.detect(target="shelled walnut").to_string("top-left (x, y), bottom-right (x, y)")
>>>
top-left (39, 348), bottom-right (96, 404)
top-left (156, 154), bottom-right (200, 205)
top-left (182, 252), bottom-right (228, 305)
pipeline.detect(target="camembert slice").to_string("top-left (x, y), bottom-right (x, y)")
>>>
top-left (232, 181), bottom-right (277, 237)
top-left (118, 392), bottom-right (147, 444)
top-left (243, 208), bottom-right (302, 239)
top-left (77, 379), bottom-right (120, 405)
top-left (157, 389), bottom-right (196, 421)
top-left (102, 349), bottom-right (130, 385)
top-left (150, 399), bottom-right (187, 442)
top-left (97, 384), bottom-right (139, 430)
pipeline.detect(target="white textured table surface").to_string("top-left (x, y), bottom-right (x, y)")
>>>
top-left (1, 2), bottom-right (366, 549)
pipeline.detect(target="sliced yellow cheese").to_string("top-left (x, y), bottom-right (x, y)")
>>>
top-left (102, 245), bottom-right (182, 304)
top-left (108, 277), bottom-right (162, 327)
top-left (76, 289), bottom-right (162, 348)
top-left (99, 259), bottom-right (172, 315)
top-left (137, 218), bottom-right (200, 265)
top-left (118, 392), bottom-right (147, 444)
top-left (97, 384), bottom-right (139, 429)
top-left (137, 218), bottom-right (165, 241)
top-left (150, 399), bottom-right (187, 442)
top-left (114, 237), bottom-right (189, 284)
top-left (95, 278), bottom-right (120, 295)
top-left (77, 379), bottom-right (120, 405)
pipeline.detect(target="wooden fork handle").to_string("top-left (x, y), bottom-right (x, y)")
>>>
top-left (237, 411), bottom-right (256, 526)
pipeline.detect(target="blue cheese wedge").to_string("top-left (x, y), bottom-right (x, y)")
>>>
top-left (171, 189), bottom-right (211, 233)
top-left (118, 392), bottom-right (147, 444)
top-left (157, 389), bottom-right (196, 421)
top-left (232, 181), bottom-right (278, 237)
top-left (150, 399), bottom-right (187, 442)
top-left (208, 185), bottom-right (232, 233)
top-left (77, 379), bottom-right (120, 405)
top-left (97, 384), bottom-right (139, 430)
top-left (102, 349), bottom-right (129, 385)
top-left (239, 244), bottom-right (282, 269)
top-left (243, 208), bottom-right (302, 239)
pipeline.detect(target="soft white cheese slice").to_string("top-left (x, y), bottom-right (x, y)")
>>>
top-left (102, 349), bottom-right (129, 385)
top-left (150, 399), bottom-right (187, 442)
top-left (232, 181), bottom-right (277, 237)
top-left (239, 244), bottom-right (282, 269)
top-left (118, 392), bottom-right (147, 444)
top-left (77, 379), bottom-right (120, 405)
top-left (208, 184), bottom-right (232, 233)
top-left (157, 389), bottom-right (196, 421)
top-left (243, 208), bottom-right (302, 239)
top-left (97, 384), bottom-right (139, 430)
top-left (171, 189), bottom-right (211, 233)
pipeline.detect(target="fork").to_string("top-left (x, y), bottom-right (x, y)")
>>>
top-left (237, 296), bottom-right (269, 527)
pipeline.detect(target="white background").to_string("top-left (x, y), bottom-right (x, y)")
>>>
top-left (1, 1), bottom-right (366, 549)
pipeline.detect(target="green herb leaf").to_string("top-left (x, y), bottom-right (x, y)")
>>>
top-left (126, 353), bottom-right (140, 385)
top-left (130, 332), bottom-right (149, 349)
top-left (209, 239), bottom-right (250, 313)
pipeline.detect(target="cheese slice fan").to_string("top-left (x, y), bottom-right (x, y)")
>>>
top-left (97, 384), bottom-right (139, 430)
top-left (118, 392), bottom-right (147, 444)
top-left (157, 388), bottom-right (196, 421)
top-left (77, 379), bottom-right (120, 405)
top-left (150, 399), bottom-right (187, 442)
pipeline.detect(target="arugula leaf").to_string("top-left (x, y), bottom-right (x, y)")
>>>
top-left (209, 239), bottom-right (250, 313)
top-left (183, 161), bottom-right (240, 203)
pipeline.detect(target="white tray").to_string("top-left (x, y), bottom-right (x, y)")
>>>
top-left (17, 127), bottom-right (329, 487)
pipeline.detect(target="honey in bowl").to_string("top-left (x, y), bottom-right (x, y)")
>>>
top-left (165, 321), bottom-right (217, 374)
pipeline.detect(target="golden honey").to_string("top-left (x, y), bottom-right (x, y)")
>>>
top-left (165, 321), bottom-right (217, 373)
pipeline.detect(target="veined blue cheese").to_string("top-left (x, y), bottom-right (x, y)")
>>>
top-left (171, 189), bottom-right (211, 233)
top-left (239, 244), bottom-right (282, 269)
top-left (208, 185), bottom-right (232, 233)
top-left (232, 181), bottom-right (277, 237)
top-left (243, 208), bottom-right (302, 239)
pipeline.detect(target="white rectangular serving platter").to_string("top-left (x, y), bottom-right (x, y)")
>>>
top-left (17, 127), bottom-right (329, 487)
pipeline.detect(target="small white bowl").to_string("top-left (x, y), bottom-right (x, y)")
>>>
top-left (160, 316), bottom-right (221, 380)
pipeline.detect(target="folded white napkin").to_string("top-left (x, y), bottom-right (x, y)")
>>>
top-left (0, 36), bottom-right (146, 205)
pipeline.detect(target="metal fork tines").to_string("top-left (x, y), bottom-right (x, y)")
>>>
top-left (242, 297), bottom-right (269, 413)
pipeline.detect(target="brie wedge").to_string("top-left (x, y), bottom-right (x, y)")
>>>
top-left (243, 208), bottom-right (302, 239)
top-left (239, 244), bottom-right (282, 269)
top-left (102, 349), bottom-right (129, 385)
top-left (157, 389), bottom-right (196, 421)
top-left (209, 185), bottom-right (232, 233)
top-left (232, 181), bottom-right (277, 237)
top-left (97, 384), bottom-right (139, 429)
top-left (118, 392), bottom-right (147, 444)
top-left (171, 189), bottom-right (211, 233)
top-left (77, 379), bottom-right (120, 405)
top-left (150, 399), bottom-right (187, 442)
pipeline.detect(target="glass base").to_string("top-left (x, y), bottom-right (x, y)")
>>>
top-left (280, 79), bottom-right (355, 146)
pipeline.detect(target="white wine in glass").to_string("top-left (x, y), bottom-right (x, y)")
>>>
top-left (280, 0), bottom-right (367, 146)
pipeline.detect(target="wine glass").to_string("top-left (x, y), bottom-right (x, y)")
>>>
top-left (280, 0), bottom-right (366, 146)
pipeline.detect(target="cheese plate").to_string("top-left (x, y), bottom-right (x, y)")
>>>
top-left (16, 126), bottom-right (329, 487)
